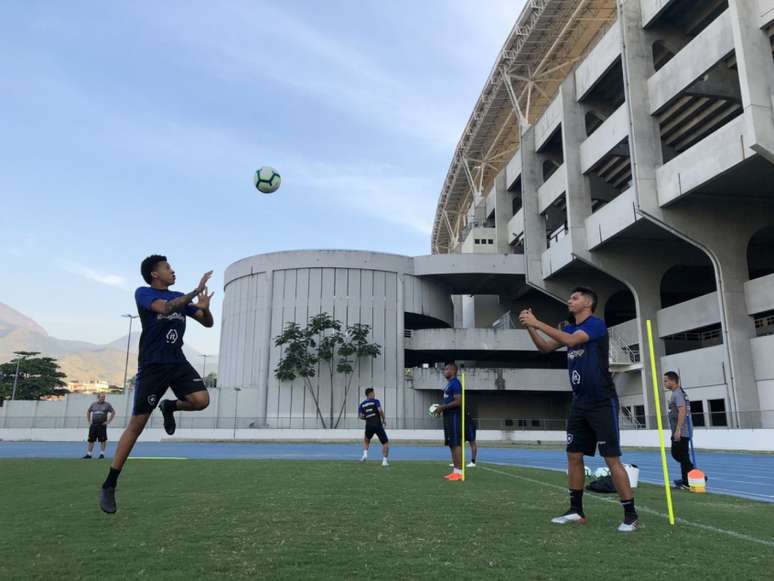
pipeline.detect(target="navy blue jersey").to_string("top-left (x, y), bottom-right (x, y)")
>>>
top-left (443, 377), bottom-right (462, 414)
top-left (564, 315), bottom-right (615, 403)
top-left (135, 287), bottom-right (198, 368)
top-left (358, 398), bottom-right (382, 426)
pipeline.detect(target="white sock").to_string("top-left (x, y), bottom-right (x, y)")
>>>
top-left (382, 457), bottom-right (389, 463)
top-left (362, 451), bottom-right (368, 458)
top-left (453, 468), bottom-right (462, 475)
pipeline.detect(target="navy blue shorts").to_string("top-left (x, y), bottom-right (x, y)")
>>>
top-left (365, 424), bottom-right (389, 444)
top-left (133, 362), bottom-right (206, 416)
top-left (465, 420), bottom-right (476, 443)
top-left (566, 398), bottom-right (621, 457)
top-left (443, 412), bottom-right (462, 447)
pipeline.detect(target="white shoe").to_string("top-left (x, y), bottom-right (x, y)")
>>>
top-left (551, 511), bottom-right (587, 525)
top-left (382, 459), bottom-right (389, 467)
top-left (617, 519), bottom-right (640, 532)
top-left (360, 456), bottom-right (367, 463)
top-left (448, 463), bottom-right (454, 467)
top-left (466, 462), bottom-right (476, 468)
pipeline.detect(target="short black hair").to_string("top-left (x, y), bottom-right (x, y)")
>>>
top-left (664, 371), bottom-right (680, 383)
top-left (571, 287), bottom-right (598, 312)
top-left (444, 362), bottom-right (458, 370)
top-left (365, 387), bottom-right (375, 396)
top-left (141, 254), bottom-right (167, 284)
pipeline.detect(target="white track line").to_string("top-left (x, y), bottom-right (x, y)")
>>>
top-left (480, 465), bottom-right (774, 549)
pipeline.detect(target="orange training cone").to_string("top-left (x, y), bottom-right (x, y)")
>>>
top-left (688, 469), bottom-right (706, 493)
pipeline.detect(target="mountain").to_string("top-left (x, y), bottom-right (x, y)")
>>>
top-left (0, 302), bottom-right (217, 385)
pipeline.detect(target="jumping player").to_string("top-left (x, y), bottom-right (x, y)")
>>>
top-left (358, 388), bottom-right (389, 466)
top-left (99, 255), bottom-right (215, 514)
top-left (520, 287), bottom-right (639, 532)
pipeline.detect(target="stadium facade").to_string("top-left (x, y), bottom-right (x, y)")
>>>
top-left (219, 0), bottom-right (774, 430)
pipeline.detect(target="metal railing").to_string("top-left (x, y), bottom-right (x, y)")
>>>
top-left (4, 411), bottom-right (773, 431)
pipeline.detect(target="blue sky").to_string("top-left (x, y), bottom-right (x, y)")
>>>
top-left (0, 1), bottom-right (520, 354)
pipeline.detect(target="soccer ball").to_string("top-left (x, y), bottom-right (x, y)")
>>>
top-left (428, 403), bottom-right (440, 416)
top-left (584, 466), bottom-right (592, 478)
top-left (254, 166), bottom-right (281, 194)
top-left (594, 467), bottom-right (610, 479)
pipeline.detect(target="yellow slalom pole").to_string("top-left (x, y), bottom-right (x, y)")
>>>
top-left (646, 319), bottom-right (675, 525)
top-left (461, 371), bottom-right (466, 482)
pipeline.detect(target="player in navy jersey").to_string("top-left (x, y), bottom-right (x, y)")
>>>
top-left (520, 287), bottom-right (639, 532)
top-left (358, 388), bottom-right (389, 466)
top-left (432, 362), bottom-right (463, 481)
top-left (99, 255), bottom-right (215, 514)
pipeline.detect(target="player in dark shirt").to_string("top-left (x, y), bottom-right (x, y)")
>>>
top-left (520, 287), bottom-right (639, 532)
top-left (99, 255), bottom-right (215, 514)
top-left (432, 362), bottom-right (463, 481)
top-left (358, 388), bottom-right (389, 466)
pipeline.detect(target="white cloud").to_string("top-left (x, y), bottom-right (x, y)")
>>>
top-left (58, 260), bottom-right (128, 289)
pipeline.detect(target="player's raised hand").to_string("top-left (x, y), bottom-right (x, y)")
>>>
top-left (195, 287), bottom-right (215, 310)
top-left (519, 308), bottom-right (538, 328)
top-left (196, 271), bottom-right (213, 293)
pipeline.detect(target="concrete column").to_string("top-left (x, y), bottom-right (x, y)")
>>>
top-left (521, 127), bottom-right (547, 288)
top-left (396, 273), bottom-right (406, 429)
top-left (493, 171), bottom-right (514, 253)
top-left (559, 75), bottom-right (593, 253)
top-left (728, 0), bottom-right (774, 162)
top-left (258, 269), bottom-right (274, 427)
top-left (618, 0), bottom-right (771, 425)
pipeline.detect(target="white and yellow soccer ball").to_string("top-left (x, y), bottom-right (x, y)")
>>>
top-left (253, 166), bottom-right (281, 194)
top-left (428, 403), bottom-right (440, 416)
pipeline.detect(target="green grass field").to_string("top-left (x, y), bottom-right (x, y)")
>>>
top-left (2, 459), bottom-right (773, 580)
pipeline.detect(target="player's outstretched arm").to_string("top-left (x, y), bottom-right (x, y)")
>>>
top-left (519, 309), bottom-right (562, 352)
top-left (519, 309), bottom-right (587, 349)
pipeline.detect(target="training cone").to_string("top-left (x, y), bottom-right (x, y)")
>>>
top-left (688, 469), bottom-right (706, 493)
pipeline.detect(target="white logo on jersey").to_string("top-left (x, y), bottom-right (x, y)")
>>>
top-left (571, 370), bottom-right (582, 385)
top-left (166, 329), bottom-right (179, 344)
top-left (147, 394), bottom-right (158, 407)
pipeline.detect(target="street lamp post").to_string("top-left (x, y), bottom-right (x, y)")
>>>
top-left (121, 314), bottom-right (139, 393)
top-left (233, 387), bottom-right (242, 440)
top-left (11, 351), bottom-right (40, 400)
top-left (200, 354), bottom-right (210, 386)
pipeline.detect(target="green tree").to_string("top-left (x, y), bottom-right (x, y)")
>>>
top-left (0, 356), bottom-right (68, 401)
top-left (274, 313), bottom-right (381, 428)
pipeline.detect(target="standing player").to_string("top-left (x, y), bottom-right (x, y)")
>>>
top-left (664, 371), bottom-right (695, 489)
top-left (520, 287), bottom-right (639, 532)
top-left (358, 388), bottom-right (389, 466)
top-left (465, 411), bottom-right (478, 467)
top-left (99, 255), bottom-right (215, 514)
top-left (433, 362), bottom-right (463, 481)
top-left (82, 393), bottom-right (115, 459)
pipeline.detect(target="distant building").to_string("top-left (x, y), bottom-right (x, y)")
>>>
top-left (67, 380), bottom-right (112, 394)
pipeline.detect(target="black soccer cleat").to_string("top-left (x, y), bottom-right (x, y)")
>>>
top-left (100, 487), bottom-right (116, 514)
top-left (160, 399), bottom-right (177, 435)
top-left (82, 454), bottom-right (92, 459)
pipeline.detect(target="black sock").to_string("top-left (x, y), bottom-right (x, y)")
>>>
top-left (102, 467), bottom-right (121, 490)
top-left (570, 489), bottom-right (584, 515)
top-left (621, 498), bottom-right (637, 517)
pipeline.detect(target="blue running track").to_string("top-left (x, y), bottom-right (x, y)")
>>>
top-left (1, 441), bottom-right (772, 503)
